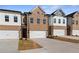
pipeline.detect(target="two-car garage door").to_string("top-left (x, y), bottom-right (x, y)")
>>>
top-left (0, 30), bottom-right (19, 39)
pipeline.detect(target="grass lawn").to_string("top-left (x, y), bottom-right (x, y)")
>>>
top-left (18, 39), bottom-right (42, 50)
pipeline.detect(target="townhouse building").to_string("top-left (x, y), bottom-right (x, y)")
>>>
top-left (66, 11), bottom-right (79, 36)
top-left (0, 9), bottom-right (21, 39)
top-left (22, 6), bottom-right (49, 38)
top-left (48, 9), bottom-right (67, 36)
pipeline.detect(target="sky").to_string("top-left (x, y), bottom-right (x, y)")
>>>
top-left (0, 5), bottom-right (79, 15)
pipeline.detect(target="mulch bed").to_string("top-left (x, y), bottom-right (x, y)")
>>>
top-left (47, 35), bottom-right (79, 43)
top-left (18, 39), bottom-right (42, 50)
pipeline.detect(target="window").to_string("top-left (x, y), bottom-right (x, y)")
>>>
top-left (5, 15), bottom-right (9, 22)
top-left (76, 20), bottom-right (78, 24)
top-left (30, 18), bottom-right (33, 23)
top-left (54, 18), bottom-right (56, 23)
top-left (37, 18), bottom-right (40, 24)
top-left (14, 16), bottom-right (18, 22)
top-left (58, 19), bottom-right (61, 23)
top-left (43, 19), bottom-right (46, 24)
top-left (63, 19), bottom-right (65, 24)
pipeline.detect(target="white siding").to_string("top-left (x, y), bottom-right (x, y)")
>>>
top-left (49, 16), bottom-right (67, 26)
top-left (53, 29), bottom-right (65, 36)
top-left (0, 30), bottom-right (19, 39)
top-left (72, 30), bottom-right (79, 36)
top-left (30, 31), bottom-right (47, 38)
top-left (0, 12), bottom-right (21, 26)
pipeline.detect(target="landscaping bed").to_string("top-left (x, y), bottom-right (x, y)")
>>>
top-left (18, 39), bottom-right (42, 50)
top-left (47, 36), bottom-right (79, 43)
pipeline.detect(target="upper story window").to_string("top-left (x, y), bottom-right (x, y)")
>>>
top-left (14, 16), bottom-right (18, 22)
top-left (37, 18), bottom-right (40, 24)
top-left (54, 18), bottom-right (56, 23)
top-left (63, 19), bottom-right (65, 24)
top-left (30, 18), bottom-right (33, 23)
top-left (76, 20), bottom-right (78, 24)
top-left (43, 19), bottom-right (46, 24)
top-left (5, 15), bottom-right (9, 22)
top-left (58, 19), bottom-right (61, 23)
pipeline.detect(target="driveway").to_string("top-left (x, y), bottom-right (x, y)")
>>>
top-left (21, 38), bottom-right (79, 53)
top-left (0, 39), bottom-right (19, 53)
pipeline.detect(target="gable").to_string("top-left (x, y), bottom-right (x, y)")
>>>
top-left (31, 6), bottom-right (45, 14)
top-left (73, 12), bottom-right (79, 17)
top-left (52, 9), bottom-right (65, 16)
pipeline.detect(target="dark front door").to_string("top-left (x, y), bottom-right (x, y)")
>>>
top-left (67, 26), bottom-right (71, 35)
top-left (22, 28), bottom-right (27, 38)
top-left (48, 26), bottom-right (52, 36)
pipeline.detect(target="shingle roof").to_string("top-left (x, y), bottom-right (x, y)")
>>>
top-left (0, 9), bottom-right (22, 14)
top-left (51, 9), bottom-right (65, 16)
top-left (66, 11), bottom-right (78, 17)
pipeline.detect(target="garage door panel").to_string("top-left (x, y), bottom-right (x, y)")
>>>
top-left (72, 30), bottom-right (79, 36)
top-left (53, 30), bottom-right (65, 36)
top-left (0, 30), bottom-right (19, 39)
top-left (30, 31), bottom-right (46, 38)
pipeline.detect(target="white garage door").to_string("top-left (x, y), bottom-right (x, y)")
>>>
top-left (72, 30), bottom-right (79, 36)
top-left (30, 31), bottom-right (47, 38)
top-left (0, 30), bottom-right (19, 39)
top-left (53, 30), bottom-right (65, 36)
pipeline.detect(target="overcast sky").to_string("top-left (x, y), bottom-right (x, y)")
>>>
top-left (0, 5), bottom-right (79, 15)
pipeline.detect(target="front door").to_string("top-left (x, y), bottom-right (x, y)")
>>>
top-left (22, 28), bottom-right (27, 38)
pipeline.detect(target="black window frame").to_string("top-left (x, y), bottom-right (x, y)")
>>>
top-left (14, 16), bottom-right (18, 22)
top-left (43, 19), bottom-right (46, 24)
top-left (63, 19), bottom-right (65, 24)
top-left (5, 15), bottom-right (9, 22)
top-left (58, 19), bottom-right (61, 23)
top-left (30, 18), bottom-right (33, 23)
top-left (54, 18), bottom-right (56, 23)
top-left (37, 18), bottom-right (40, 24)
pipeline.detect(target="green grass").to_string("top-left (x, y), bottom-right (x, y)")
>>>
top-left (18, 39), bottom-right (42, 50)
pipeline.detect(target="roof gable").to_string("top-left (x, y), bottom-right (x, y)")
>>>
top-left (51, 9), bottom-right (65, 16)
top-left (31, 6), bottom-right (45, 14)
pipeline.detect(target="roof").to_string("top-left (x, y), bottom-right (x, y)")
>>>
top-left (31, 6), bottom-right (45, 13)
top-left (0, 9), bottom-right (22, 14)
top-left (23, 12), bottom-right (32, 15)
top-left (51, 9), bottom-right (65, 16)
top-left (66, 11), bottom-right (78, 17)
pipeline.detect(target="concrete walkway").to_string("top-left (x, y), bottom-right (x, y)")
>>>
top-left (0, 39), bottom-right (19, 53)
top-left (20, 38), bottom-right (79, 53)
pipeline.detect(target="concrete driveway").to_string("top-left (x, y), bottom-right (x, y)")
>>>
top-left (21, 38), bottom-right (79, 53)
top-left (0, 39), bottom-right (19, 53)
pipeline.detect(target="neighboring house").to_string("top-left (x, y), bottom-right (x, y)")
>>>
top-left (0, 9), bottom-right (21, 39)
top-left (22, 6), bottom-right (49, 38)
top-left (48, 9), bottom-right (67, 36)
top-left (66, 11), bottom-right (79, 36)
